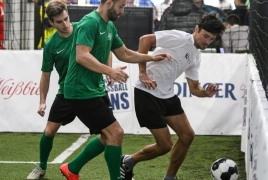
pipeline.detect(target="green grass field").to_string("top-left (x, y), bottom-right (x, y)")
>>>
top-left (0, 133), bottom-right (246, 180)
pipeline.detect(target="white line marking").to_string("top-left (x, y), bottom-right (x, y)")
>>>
top-left (51, 134), bottom-right (90, 163)
top-left (0, 134), bottom-right (90, 164)
top-left (0, 161), bottom-right (58, 164)
top-left (0, 161), bottom-right (38, 164)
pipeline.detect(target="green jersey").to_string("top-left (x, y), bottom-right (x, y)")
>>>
top-left (64, 10), bottom-right (123, 99)
top-left (41, 22), bottom-right (78, 94)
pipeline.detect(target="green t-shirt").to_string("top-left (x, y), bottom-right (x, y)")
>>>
top-left (64, 10), bottom-right (124, 99)
top-left (41, 22), bottom-right (78, 94)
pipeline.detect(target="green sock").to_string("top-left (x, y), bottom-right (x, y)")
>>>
top-left (104, 145), bottom-right (122, 180)
top-left (69, 136), bottom-right (105, 174)
top-left (39, 132), bottom-right (54, 170)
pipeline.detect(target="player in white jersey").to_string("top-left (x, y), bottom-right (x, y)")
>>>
top-left (120, 13), bottom-right (226, 180)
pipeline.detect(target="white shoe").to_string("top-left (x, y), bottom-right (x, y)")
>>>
top-left (27, 165), bottom-right (46, 180)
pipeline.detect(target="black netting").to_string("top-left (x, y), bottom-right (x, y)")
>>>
top-left (250, 0), bottom-right (268, 99)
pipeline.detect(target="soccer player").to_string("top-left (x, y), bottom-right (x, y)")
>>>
top-left (120, 13), bottom-right (226, 180)
top-left (27, 1), bottom-right (113, 179)
top-left (26, 2), bottom-right (78, 179)
top-left (59, 0), bottom-right (171, 179)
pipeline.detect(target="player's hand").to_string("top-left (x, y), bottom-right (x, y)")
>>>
top-left (38, 103), bottom-right (46, 117)
top-left (106, 75), bottom-right (115, 86)
top-left (110, 66), bottom-right (129, 84)
top-left (152, 53), bottom-right (171, 62)
top-left (205, 83), bottom-right (221, 97)
top-left (139, 72), bottom-right (157, 90)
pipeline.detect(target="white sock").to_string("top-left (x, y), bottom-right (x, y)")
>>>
top-left (124, 155), bottom-right (136, 170)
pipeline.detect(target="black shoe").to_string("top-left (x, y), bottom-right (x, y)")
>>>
top-left (120, 155), bottom-right (134, 180)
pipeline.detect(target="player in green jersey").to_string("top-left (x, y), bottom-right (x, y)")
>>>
top-left (27, 1), bottom-right (113, 179)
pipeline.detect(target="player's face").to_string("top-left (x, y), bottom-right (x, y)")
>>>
top-left (107, 0), bottom-right (126, 21)
top-left (50, 10), bottom-right (70, 34)
top-left (193, 25), bottom-right (216, 50)
top-left (193, 0), bottom-right (202, 8)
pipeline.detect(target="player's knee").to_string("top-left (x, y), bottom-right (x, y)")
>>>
top-left (159, 139), bottom-right (173, 155)
top-left (182, 130), bottom-right (195, 146)
top-left (111, 126), bottom-right (124, 142)
top-left (159, 146), bottom-right (172, 155)
top-left (116, 127), bottom-right (124, 139)
top-left (44, 122), bottom-right (60, 137)
top-left (44, 128), bottom-right (56, 137)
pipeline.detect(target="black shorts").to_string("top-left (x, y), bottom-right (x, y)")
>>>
top-left (134, 88), bottom-right (184, 129)
top-left (48, 94), bottom-right (76, 125)
top-left (66, 94), bottom-right (115, 134)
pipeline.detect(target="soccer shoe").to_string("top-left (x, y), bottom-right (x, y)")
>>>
top-left (27, 164), bottom-right (46, 180)
top-left (60, 163), bottom-right (80, 180)
top-left (120, 155), bottom-right (134, 180)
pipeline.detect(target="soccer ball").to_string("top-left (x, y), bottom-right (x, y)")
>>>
top-left (211, 158), bottom-right (239, 180)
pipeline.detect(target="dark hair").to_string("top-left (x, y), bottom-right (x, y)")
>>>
top-left (240, 0), bottom-right (247, 4)
top-left (197, 12), bottom-right (226, 35)
top-left (46, 1), bottom-right (68, 22)
top-left (226, 14), bottom-right (241, 26)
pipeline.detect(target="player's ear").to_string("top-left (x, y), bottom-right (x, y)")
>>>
top-left (49, 20), bottom-right (54, 27)
top-left (106, 0), bottom-right (114, 8)
top-left (194, 25), bottom-right (199, 33)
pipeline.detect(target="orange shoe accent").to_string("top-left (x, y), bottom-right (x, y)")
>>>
top-left (60, 163), bottom-right (80, 180)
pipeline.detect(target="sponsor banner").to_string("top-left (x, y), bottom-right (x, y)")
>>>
top-left (1, 51), bottom-right (246, 135)
top-left (174, 53), bottom-right (246, 135)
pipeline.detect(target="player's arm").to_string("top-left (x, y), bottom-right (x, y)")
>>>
top-left (38, 72), bottom-right (51, 116)
top-left (138, 34), bottom-right (157, 90)
top-left (105, 52), bottom-right (115, 86)
top-left (138, 34), bottom-right (156, 73)
top-left (112, 42), bottom-right (170, 64)
top-left (186, 77), bottom-right (220, 97)
top-left (106, 51), bottom-right (112, 68)
top-left (76, 44), bottom-right (128, 84)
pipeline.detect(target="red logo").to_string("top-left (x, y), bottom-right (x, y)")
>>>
top-left (0, 78), bottom-right (40, 99)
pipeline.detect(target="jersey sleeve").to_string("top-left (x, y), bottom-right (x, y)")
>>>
top-left (111, 23), bottom-right (124, 50)
top-left (76, 18), bottom-right (98, 48)
top-left (184, 52), bottom-right (201, 81)
top-left (41, 42), bottom-right (54, 72)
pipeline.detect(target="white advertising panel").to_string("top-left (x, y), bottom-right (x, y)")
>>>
top-left (0, 51), bottom-right (246, 135)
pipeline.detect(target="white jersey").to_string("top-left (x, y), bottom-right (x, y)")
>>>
top-left (134, 30), bottom-right (201, 99)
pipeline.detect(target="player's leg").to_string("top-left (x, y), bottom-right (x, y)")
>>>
top-left (27, 94), bottom-right (76, 180)
top-left (100, 93), bottom-right (124, 180)
top-left (121, 88), bottom-right (173, 180)
top-left (27, 123), bottom-right (61, 180)
top-left (133, 128), bottom-right (172, 162)
top-left (133, 88), bottom-right (173, 160)
top-left (101, 121), bottom-right (124, 180)
top-left (121, 128), bottom-right (172, 180)
top-left (161, 95), bottom-right (194, 180)
top-left (63, 122), bottom-right (123, 179)
top-left (61, 96), bottom-right (123, 180)
top-left (60, 98), bottom-right (106, 178)
top-left (62, 134), bottom-right (105, 176)
top-left (164, 113), bottom-right (195, 180)
top-left (39, 121), bottom-right (61, 168)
